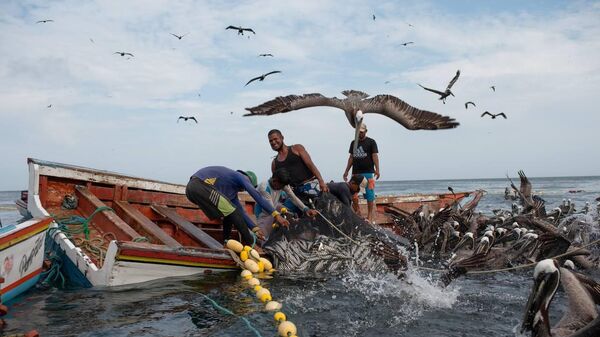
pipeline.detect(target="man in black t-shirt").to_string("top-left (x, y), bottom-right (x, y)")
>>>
top-left (343, 124), bottom-right (380, 222)
top-left (328, 175), bottom-right (367, 207)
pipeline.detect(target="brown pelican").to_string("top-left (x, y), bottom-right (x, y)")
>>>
top-left (245, 90), bottom-right (459, 153)
top-left (177, 116), bottom-right (197, 123)
top-left (258, 53), bottom-right (274, 57)
top-left (400, 42), bottom-right (414, 46)
top-left (244, 71), bottom-right (281, 86)
top-left (481, 111), bottom-right (506, 119)
top-left (521, 259), bottom-right (599, 337)
top-left (226, 25), bottom-right (255, 35)
top-left (464, 101), bottom-right (476, 109)
top-left (114, 52), bottom-right (134, 57)
top-left (170, 33), bottom-right (187, 40)
top-left (418, 70), bottom-right (460, 104)
top-left (490, 85), bottom-right (496, 92)
top-left (36, 19), bottom-right (54, 23)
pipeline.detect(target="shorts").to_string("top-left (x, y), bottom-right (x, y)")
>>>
top-left (293, 178), bottom-right (322, 198)
top-left (358, 173), bottom-right (376, 202)
top-left (185, 177), bottom-right (236, 219)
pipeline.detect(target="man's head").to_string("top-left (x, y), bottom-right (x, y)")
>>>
top-left (268, 129), bottom-right (284, 151)
top-left (237, 170), bottom-right (258, 188)
top-left (270, 168), bottom-right (291, 190)
top-left (348, 174), bottom-right (367, 194)
top-left (358, 124), bottom-right (367, 140)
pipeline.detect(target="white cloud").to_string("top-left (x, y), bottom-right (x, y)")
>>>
top-left (0, 0), bottom-right (599, 190)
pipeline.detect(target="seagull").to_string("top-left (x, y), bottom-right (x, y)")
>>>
top-left (418, 70), bottom-right (460, 104)
top-left (114, 52), bottom-right (134, 57)
top-left (258, 53), bottom-right (274, 57)
top-left (490, 86), bottom-right (496, 92)
top-left (481, 111), bottom-right (507, 119)
top-left (177, 116), bottom-right (197, 123)
top-left (244, 71), bottom-right (282, 86)
top-left (170, 33), bottom-right (187, 40)
top-left (464, 101), bottom-right (476, 109)
top-left (226, 25), bottom-right (255, 35)
top-left (400, 42), bottom-right (414, 46)
top-left (47, 104), bottom-right (52, 108)
top-left (36, 20), bottom-right (54, 24)
top-left (245, 90), bottom-right (459, 153)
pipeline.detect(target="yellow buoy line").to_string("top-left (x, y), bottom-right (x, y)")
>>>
top-left (227, 239), bottom-right (299, 337)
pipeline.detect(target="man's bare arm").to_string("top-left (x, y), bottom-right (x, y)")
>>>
top-left (373, 153), bottom-right (380, 180)
top-left (292, 144), bottom-right (329, 192)
top-left (343, 154), bottom-right (353, 181)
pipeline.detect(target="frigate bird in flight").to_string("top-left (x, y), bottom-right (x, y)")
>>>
top-left (36, 20), bottom-right (54, 23)
top-left (481, 111), bottom-right (506, 119)
top-left (114, 52), bottom-right (134, 57)
top-left (245, 71), bottom-right (281, 86)
top-left (170, 33), bottom-right (187, 40)
top-left (400, 42), bottom-right (414, 46)
top-left (245, 90), bottom-right (459, 153)
top-left (490, 85), bottom-right (496, 92)
top-left (464, 101), bottom-right (476, 109)
top-left (258, 53), bottom-right (274, 57)
top-left (226, 26), bottom-right (255, 35)
top-left (418, 70), bottom-right (460, 104)
top-left (177, 116), bottom-right (197, 123)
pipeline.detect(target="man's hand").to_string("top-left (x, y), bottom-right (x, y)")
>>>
top-left (319, 180), bottom-right (329, 192)
top-left (306, 209), bottom-right (319, 218)
top-left (374, 170), bottom-right (380, 180)
top-left (274, 214), bottom-right (290, 228)
top-left (343, 171), bottom-right (349, 181)
top-left (252, 227), bottom-right (265, 240)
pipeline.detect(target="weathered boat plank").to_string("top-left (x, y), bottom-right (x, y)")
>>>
top-left (113, 201), bottom-right (183, 249)
top-left (151, 205), bottom-right (223, 250)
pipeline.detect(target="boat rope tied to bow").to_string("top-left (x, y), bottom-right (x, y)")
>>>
top-left (225, 238), bottom-right (299, 337)
top-left (51, 206), bottom-right (114, 240)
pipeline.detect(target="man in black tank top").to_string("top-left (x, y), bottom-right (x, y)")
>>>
top-left (268, 129), bottom-right (329, 197)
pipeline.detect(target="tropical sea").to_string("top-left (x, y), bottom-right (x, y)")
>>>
top-left (1, 176), bottom-right (599, 337)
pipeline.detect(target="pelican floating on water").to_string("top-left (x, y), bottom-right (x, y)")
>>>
top-left (521, 259), bottom-right (600, 337)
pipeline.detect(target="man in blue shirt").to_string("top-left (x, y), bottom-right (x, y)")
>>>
top-left (186, 166), bottom-right (289, 245)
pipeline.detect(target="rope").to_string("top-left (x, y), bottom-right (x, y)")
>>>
top-left (51, 206), bottom-right (114, 240)
top-left (187, 290), bottom-right (264, 337)
top-left (417, 237), bottom-right (600, 275)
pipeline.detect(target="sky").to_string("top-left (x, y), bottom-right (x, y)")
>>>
top-left (1, 0), bottom-right (599, 190)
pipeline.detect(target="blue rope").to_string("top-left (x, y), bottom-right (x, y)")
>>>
top-left (193, 291), bottom-right (264, 337)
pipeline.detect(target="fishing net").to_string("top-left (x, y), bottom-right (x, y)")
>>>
top-left (263, 192), bottom-right (409, 274)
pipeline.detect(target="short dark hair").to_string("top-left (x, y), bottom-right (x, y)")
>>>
top-left (272, 168), bottom-right (291, 186)
top-left (349, 174), bottom-right (365, 186)
top-left (268, 129), bottom-right (282, 137)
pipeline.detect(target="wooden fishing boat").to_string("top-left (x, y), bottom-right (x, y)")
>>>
top-left (0, 217), bottom-right (52, 303)
top-left (25, 158), bottom-right (472, 287)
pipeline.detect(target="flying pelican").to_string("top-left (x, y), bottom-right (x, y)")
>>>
top-left (521, 259), bottom-right (600, 337)
top-left (226, 25), bottom-right (255, 35)
top-left (464, 101), bottom-right (476, 109)
top-left (47, 104), bottom-right (52, 108)
top-left (418, 70), bottom-right (460, 104)
top-left (170, 33), bottom-right (187, 40)
top-left (372, 14), bottom-right (376, 21)
top-left (490, 86), bottom-right (496, 92)
top-left (244, 90), bottom-right (459, 153)
top-left (177, 116), bottom-right (197, 123)
top-left (245, 71), bottom-right (281, 86)
top-left (258, 53), bottom-right (274, 57)
top-left (481, 112), bottom-right (506, 119)
top-left (400, 42), bottom-right (414, 46)
top-left (114, 52), bottom-right (134, 57)
top-left (36, 19), bottom-right (54, 23)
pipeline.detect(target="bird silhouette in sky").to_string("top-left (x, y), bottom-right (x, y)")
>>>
top-left (418, 70), bottom-right (461, 104)
top-left (464, 102), bottom-right (476, 109)
top-left (481, 112), bottom-right (506, 119)
top-left (178, 116), bottom-right (198, 123)
top-left (245, 71), bottom-right (282, 86)
top-left (114, 52), bottom-right (134, 57)
top-left (226, 26), bottom-right (255, 35)
top-left (36, 19), bottom-right (54, 23)
top-left (170, 33), bottom-right (187, 40)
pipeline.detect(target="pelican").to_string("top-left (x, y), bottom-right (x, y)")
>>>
top-left (245, 90), bottom-right (459, 154)
top-left (521, 259), bottom-right (599, 337)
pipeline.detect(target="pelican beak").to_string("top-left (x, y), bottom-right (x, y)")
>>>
top-left (353, 120), bottom-right (362, 155)
top-left (520, 270), bottom-right (559, 335)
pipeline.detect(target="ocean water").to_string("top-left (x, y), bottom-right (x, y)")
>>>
top-left (1, 176), bottom-right (599, 337)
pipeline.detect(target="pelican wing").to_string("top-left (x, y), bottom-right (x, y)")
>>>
top-left (418, 84), bottom-right (445, 96)
top-left (226, 25), bottom-right (240, 30)
top-left (518, 170), bottom-right (533, 203)
top-left (244, 93), bottom-right (346, 117)
top-left (243, 28), bottom-right (256, 34)
top-left (446, 70), bottom-right (460, 91)
top-left (573, 271), bottom-right (600, 305)
top-left (264, 70), bottom-right (282, 77)
top-left (359, 95), bottom-right (459, 130)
